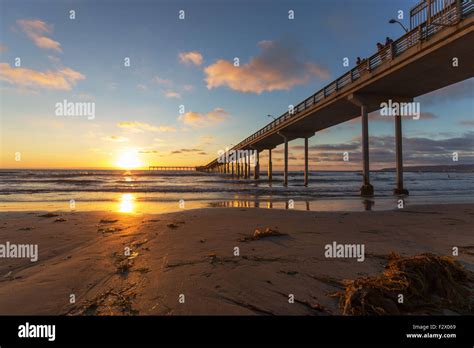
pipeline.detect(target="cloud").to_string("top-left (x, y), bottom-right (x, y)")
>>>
top-left (179, 51), bottom-right (203, 66)
top-left (459, 120), bottom-right (474, 126)
top-left (156, 125), bottom-right (177, 132)
top-left (291, 142), bottom-right (360, 152)
top-left (171, 148), bottom-right (207, 155)
top-left (0, 63), bottom-right (85, 90)
top-left (153, 75), bottom-right (172, 86)
top-left (117, 121), bottom-right (176, 133)
top-left (367, 133), bottom-right (474, 166)
top-left (179, 107), bottom-right (229, 127)
top-left (137, 84), bottom-right (148, 91)
top-left (369, 111), bottom-right (438, 122)
top-left (417, 79), bottom-right (473, 105)
top-left (204, 39), bottom-right (330, 94)
top-left (183, 84), bottom-right (195, 92)
top-left (399, 133), bottom-right (474, 155)
top-left (139, 150), bottom-right (160, 154)
top-left (75, 93), bottom-right (95, 101)
top-left (17, 19), bottom-right (62, 52)
top-left (0, 44), bottom-right (7, 53)
top-left (304, 132), bottom-right (474, 167)
top-left (273, 131), bottom-right (474, 169)
top-left (104, 135), bottom-right (128, 142)
top-left (164, 90), bottom-right (181, 99)
top-left (47, 55), bottom-right (61, 64)
top-left (199, 135), bottom-right (215, 144)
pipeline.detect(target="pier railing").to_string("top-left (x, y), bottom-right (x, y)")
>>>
top-left (212, 0), bottom-right (473, 166)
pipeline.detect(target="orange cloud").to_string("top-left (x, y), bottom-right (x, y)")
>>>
top-left (153, 75), bottom-right (172, 86)
top-left (204, 40), bottom-right (329, 94)
top-left (17, 19), bottom-right (62, 52)
top-left (156, 125), bottom-right (177, 132)
top-left (164, 90), bottom-right (181, 99)
top-left (179, 51), bottom-right (203, 66)
top-left (0, 63), bottom-right (85, 90)
top-left (179, 108), bottom-right (228, 127)
top-left (104, 135), bottom-right (129, 142)
top-left (199, 135), bottom-right (215, 144)
top-left (117, 121), bottom-right (176, 133)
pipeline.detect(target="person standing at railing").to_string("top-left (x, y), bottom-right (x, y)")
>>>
top-left (384, 37), bottom-right (394, 60)
top-left (376, 42), bottom-right (385, 63)
top-left (355, 56), bottom-right (369, 76)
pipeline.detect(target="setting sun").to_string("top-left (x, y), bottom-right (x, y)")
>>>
top-left (115, 150), bottom-right (142, 169)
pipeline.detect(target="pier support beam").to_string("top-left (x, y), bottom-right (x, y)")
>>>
top-left (244, 154), bottom-right (249, 179)
top-left (277, 133), bottom-right (289, 186)
top-left (348, 92), bottom-right (414, 196)
top-left (253, 149), bottom-right (260, 180)
top-left (394, 115), bottom-right (409, 195)
top-left (304, 137), bottom-right (309, 186)
top-left (231, 161), bottom-right (235, 176)
top-left (284, 138), bottom-right (288, 186)
top-left (247, 153), bottom-right (251, 178)
top-left (360, 104), bottom-right (374, 196)
top-left (268, 148), bottom-right (273, 183)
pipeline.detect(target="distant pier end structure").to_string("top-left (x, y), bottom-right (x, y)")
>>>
top-left (149, 166), bottom-right (197, 171)
top-left (199, 0), bottom-right (474, 196)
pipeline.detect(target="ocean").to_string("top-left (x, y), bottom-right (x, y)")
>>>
top-left (0, 169), bottom-right (473, 213)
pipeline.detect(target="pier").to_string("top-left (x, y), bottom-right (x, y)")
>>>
top-left (199, 0), bottom-right (474, 196)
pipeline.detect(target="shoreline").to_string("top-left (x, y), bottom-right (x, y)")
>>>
top-left (1, 203), bottom-right (473, 315)
top-left (2, 194), bottom-right (474, 214)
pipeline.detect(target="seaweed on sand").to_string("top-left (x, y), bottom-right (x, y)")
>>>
top-left (240, 227), bottom-right (286, 242)
top-left (72, 286), bottom-right (139, 315)
top-left (38, 213), bottom-right (59, 218)
top-left (338, 253), bottom-right (473, 315)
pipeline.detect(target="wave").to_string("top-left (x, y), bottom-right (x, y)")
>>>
top-left (0, 179), bottom-right (105, 184)
top-left (0, 170), bottom-right (208, 178)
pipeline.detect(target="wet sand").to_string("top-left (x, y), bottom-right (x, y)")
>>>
top-left (0, 204), bottom-right (473, 315)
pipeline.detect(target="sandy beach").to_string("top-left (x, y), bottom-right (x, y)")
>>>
top-left (0, 203), bottom-right (473, 315)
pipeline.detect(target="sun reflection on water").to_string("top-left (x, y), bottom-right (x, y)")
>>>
top-left (118, 193), bottom-right (135, 213)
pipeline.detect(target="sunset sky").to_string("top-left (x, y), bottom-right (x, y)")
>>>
top-left (0, 0), bottom-right (472, 170)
